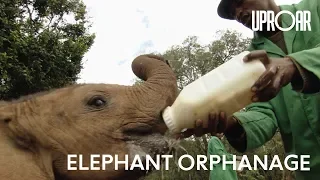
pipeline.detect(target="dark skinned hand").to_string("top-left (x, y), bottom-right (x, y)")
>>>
top-left (177, 111), bottom-right (232, 139)
top-left (243, 50), bottom-right (299, 102)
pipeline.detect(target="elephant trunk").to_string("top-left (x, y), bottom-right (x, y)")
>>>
top-left (130, 54), bottom-right (178, 130)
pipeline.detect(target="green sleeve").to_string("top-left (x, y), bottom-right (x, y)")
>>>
top-left (232, 101), bottom-right (278, 152)
top-left (286, 0), bottom-right (320, 92)
top-left (286, 43), bottom-right (320, 93)
top-left (207, 137), bottom-right (238, 180)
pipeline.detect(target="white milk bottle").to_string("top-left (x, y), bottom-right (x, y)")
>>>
top-left (162, 51), bottom-right (266, 134)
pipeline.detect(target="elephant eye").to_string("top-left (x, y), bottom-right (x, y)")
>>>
top-left (87, 96), bottom-right (106, 108)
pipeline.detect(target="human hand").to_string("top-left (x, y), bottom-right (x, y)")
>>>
top-left (243, 50), bottom-right (299, 102)
top-left (176, 111), bottom-right (230, 139)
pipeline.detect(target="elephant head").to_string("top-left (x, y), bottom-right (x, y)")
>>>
top-left (0, 54), bottom-right (179, 180)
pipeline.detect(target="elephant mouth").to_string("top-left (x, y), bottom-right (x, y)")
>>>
top-left (126, 133), bottom-right (174, 155)
top-left (126, 134), bottom-right (177, 174)
top-left (123, 125), bottom-right (178, 173)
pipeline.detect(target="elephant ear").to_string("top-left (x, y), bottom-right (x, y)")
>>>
top-left (0, 103), bottom-right (33, 149)
top-left (0, 103), bottom-right (54, 180)
top-left (0, 103), bottom-right (14, 124)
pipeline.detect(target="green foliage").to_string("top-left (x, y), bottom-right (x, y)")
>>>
top-left (139, 139), bottom-right (210, 180)
top-left (0, 0), bottom-right (95, 100)
top-left (133, 79), bottom-right (144, 85)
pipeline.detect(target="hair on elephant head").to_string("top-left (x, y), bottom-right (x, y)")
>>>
top-left (0, 54), bottom-right (179, 180)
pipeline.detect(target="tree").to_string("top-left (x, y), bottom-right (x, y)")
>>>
top-left (0, 0), bottom-right (95, 100)
top-left (162, 30), bottom-right (251, 90)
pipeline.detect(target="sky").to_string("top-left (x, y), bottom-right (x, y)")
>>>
top-left (77, 0), bottom-right (302, 86)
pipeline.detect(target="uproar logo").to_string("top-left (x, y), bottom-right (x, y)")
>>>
top-left (252, 10), bottom-right (311, 32)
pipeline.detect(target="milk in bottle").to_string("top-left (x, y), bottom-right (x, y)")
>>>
top-left (162, 51), bottom-right (266, 134)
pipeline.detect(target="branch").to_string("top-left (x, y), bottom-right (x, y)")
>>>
top-left (221, 54), bottom-right (230, 63)
top-left (53, 14), bottom-right (64, 32)
top-left (194, 138), bottom-right (206, 154)
top-left (201, 135), bottom-right (208, 151)
top-left (24, 0), bottom-right (35, 26)
top-left (46, 14), bottom-right (54, 29)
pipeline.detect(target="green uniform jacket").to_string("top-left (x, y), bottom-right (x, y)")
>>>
top-left (232, 0), bottom-right (320, 179)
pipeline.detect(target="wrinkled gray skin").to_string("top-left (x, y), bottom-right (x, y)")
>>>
top-left (0, 54), bottom-right (179, 180)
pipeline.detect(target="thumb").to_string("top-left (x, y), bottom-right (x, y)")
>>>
top-left (243, 50), bottom-right (270, 65)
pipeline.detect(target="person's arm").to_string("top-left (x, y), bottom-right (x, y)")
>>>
top-left (224, 101), bottom-right (278, 153)
top-left (286, 45), bottom-right (320, 93)
top-left (285, 0), bottom-right (320, 93)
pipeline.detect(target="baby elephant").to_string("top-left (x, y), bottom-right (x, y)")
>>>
top-left (0, 54), bottom-right (178, 180)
